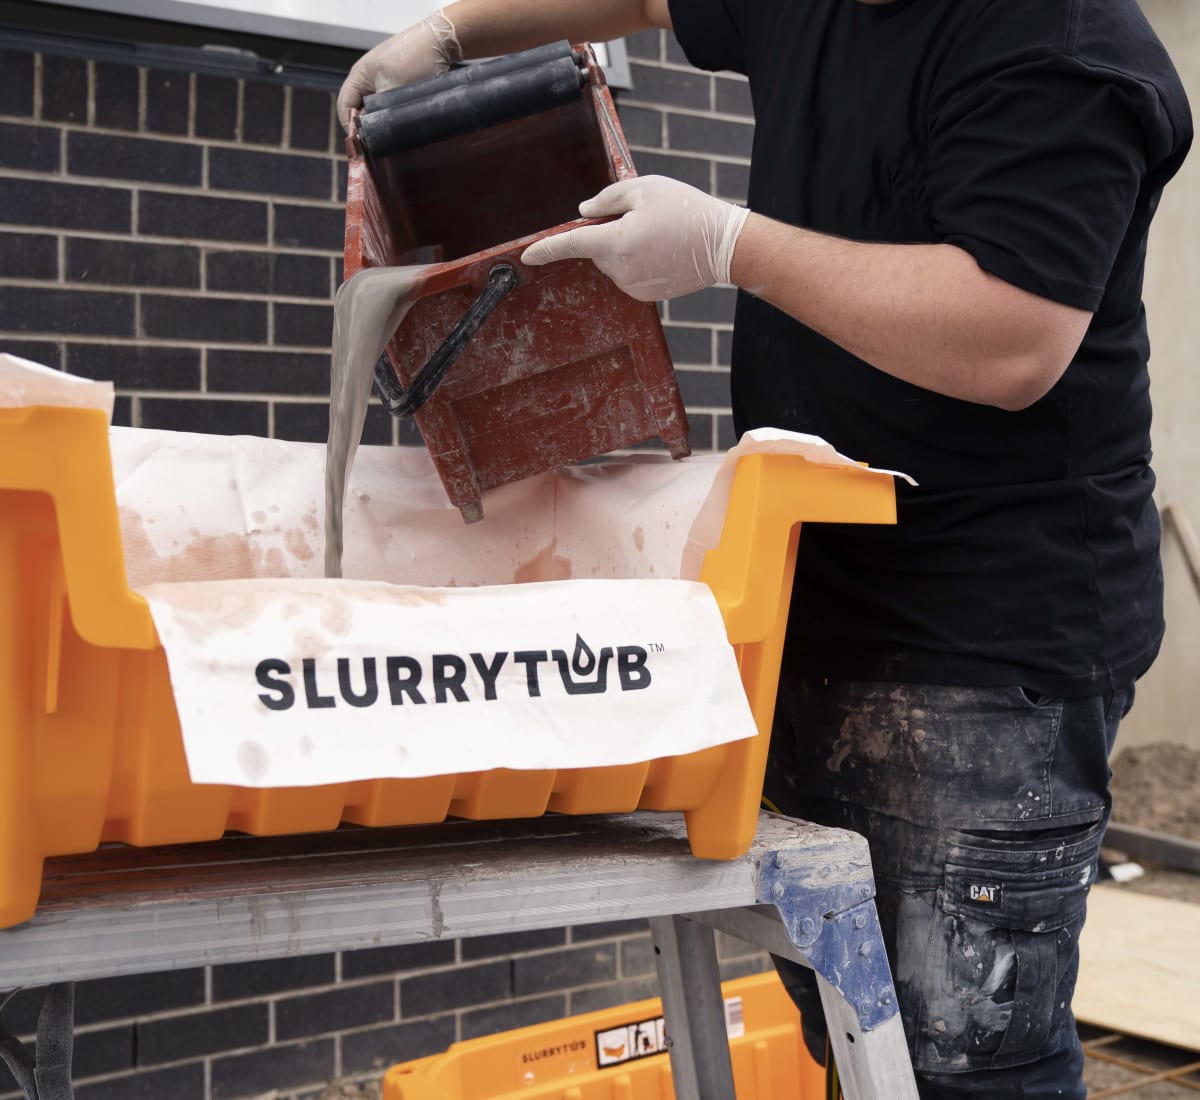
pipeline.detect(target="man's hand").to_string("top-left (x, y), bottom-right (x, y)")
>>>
top-left (337, 10), bottom-right (463, 133)
top-left (521, 176), bottom-right (750, 301)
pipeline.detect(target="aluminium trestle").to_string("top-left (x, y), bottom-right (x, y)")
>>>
top-left (0, 811), bottom-right (917, 1100)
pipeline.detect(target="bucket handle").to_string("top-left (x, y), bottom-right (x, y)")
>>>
top-left (374, 263), bottom-right (519, 418)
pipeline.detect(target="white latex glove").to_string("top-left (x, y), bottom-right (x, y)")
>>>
top-left (337, 9), bottom-right (463, 133)
top-left (521, 176), bottom-right (751, 302)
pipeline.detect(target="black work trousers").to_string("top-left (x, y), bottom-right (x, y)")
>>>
top-left (764, 674), bottom-right (1131, 1100)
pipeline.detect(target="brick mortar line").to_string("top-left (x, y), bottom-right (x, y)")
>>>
top-left (137, 67), bottom-right (148, 133)
top-left (0, 165), bottom-right (347, 208)
top-left (630, 57), bottom-right (733, 78)
top-left (625, 143), bottom-right (751, 167)
top-left (0, 332), bottom-right (334, 355)
top-left (31, 54), bottom-right (43, 121)
top-left (0, 282), bottom-right (723, 329)
top-left (0, 281), bottom-right (335, 307)
top-left (9, 339), bottom-right (731, 360)
top-left (41, 1032), bottom-right (333, 1090)
top-left (35, 970), bottom-right (468, 1041)
top-left (36, 119), bottom-right (347, 160)
top-left (282, 85), bottom-right (293, 150)
top-left (156, 393), bottom-right (343, 403)
top-left (1, 106), bottom-right (754, 161)
top-left (149, 177), bottom-right (345, 206)
top-left (126, 390), bottom-right (336, 403)
top-left (51, 994), bottom-right (551, 1092)
top-left (0, 228), bottom-right (344, 259)
top-left (267, 397), bottom-right (387, 407)
top-left (619, 98), bottom-right (754, 125)
top-left (11, 345), bottom-right (729, 367)
top-left (15, 378), bottom-right (727, 398)
top-left (235, 79), bottom-right (245, 145)
top-left (7, 154), bottom-right (745, 199)
top-left (123, 391), bottom-right (337, 404)
top-left (388, 976), bottom-right (401, 1025)
top-left (2, 332), bottom-right (328, 349)
top-left (85, 59), bottom-right (96, 129)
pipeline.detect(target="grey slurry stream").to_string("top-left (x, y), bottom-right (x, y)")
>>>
top-left (324, 265), bottom-right (430, 579)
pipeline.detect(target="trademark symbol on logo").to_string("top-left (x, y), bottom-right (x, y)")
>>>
top-left (647, 642), bottom-right (665, 653)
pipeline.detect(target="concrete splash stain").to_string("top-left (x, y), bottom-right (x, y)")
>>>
top-left (284, 528), bottom-right (315, 562)
top-left (237, 740), bottom-right (270, 783)
top-left (512, 537), bottom-right (573, 583)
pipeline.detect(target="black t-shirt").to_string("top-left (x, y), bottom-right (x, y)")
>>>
top-left (668, 0), bottom-right (1192, 696)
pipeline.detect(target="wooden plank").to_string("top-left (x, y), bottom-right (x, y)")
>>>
top-left (1163, 503), bottom-right (1200, 596)
top-left (1075, 885), bottom-right (1200, 1052)
top-left (1104, 823), bottom-right (1200, 875)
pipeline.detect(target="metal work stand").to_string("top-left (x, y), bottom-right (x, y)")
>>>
top-left (0, 811), bottom-right (917, 1100)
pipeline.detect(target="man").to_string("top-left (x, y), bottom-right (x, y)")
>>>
top-left (339, 2), bottom-right (1191, 1096)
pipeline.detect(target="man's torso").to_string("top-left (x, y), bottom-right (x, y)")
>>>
top-left (669, 0), bottom-right (1192, 694)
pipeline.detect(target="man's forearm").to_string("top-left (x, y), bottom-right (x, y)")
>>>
top-left (445, 0), bottom-right (670, 59)
top-left (730, 212), bottom-right (1092, 411)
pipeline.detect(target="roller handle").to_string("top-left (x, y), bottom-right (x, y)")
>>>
top-left (374, 263), bottom-right (519, 418)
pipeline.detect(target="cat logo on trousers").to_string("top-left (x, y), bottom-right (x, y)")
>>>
top-left (968, 883), bottom-right (1002, 904)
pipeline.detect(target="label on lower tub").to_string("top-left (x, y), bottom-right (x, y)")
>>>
top-left (140, 576), bottom-right (757, 787)
top-left (594, 996), bottom-right (745, 1070)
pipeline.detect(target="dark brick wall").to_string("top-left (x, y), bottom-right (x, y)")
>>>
top-left (621, 27), bottom-right (751, 451)
top-left (0, 42), bottom-right (345, 441)
top-left (0, 28), bottom-right (748, 449)
top-left (0, 24), bottom-right (760, 1100)
top-left (0, 929), bottom-right (769, 1099)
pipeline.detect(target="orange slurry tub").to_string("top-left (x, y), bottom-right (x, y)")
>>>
top-left (382, 970), bottom-right (825, 1100)
top-left (0, 404), bottom-right (895, 928)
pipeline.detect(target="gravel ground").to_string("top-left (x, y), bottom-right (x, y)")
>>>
top-left (1111, 742), bottom-right (1200, 842)
top-left (1079, 740), bottom-right (1200, 1097)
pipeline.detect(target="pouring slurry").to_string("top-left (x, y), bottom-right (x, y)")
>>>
top-left (324, 264), bottom-right (429, 579)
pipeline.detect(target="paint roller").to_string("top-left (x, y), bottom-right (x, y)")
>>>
top-left (355, 41), bottom-right (586, 159)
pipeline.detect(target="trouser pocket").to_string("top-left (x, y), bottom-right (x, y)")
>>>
top-left (912, 819), bottom-right (1104, 1073)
